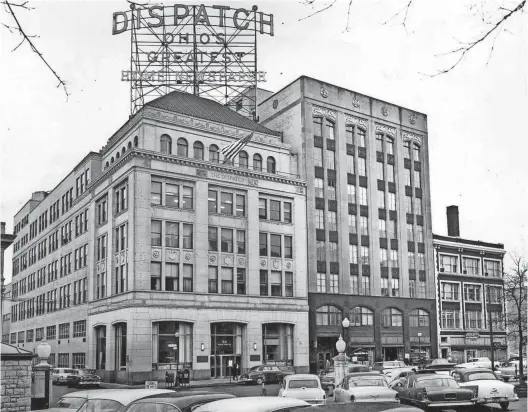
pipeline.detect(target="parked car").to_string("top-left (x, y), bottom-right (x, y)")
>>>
top-left (289, 401), bottom-right (423, 412)
top-left (372, 361), bottom-right (406, 372)
top-left (392, 373), bottom-right (475, 410)
top-left (47, 389), bottom-right (174, 412)
top-left (193, 396), bottom-right (310, 412)
top-left (238, 365), bottom-right (294, 384)
top-left (455, 357), bottom-right (500, 370)
top-left (125, 393), bottom-right (236, 412)
top-left (321, 364), bottom-right (372, 394)
top-left (499, 359), bottom-right (527, 382)
top-left (384, 368), bottom-right (417, 385)
top-left (451, 368), bottom-right (519, 410)
top-left (334, 373), bottom-right (400, 403)
top-left (279, 374), bottom-right (326, 405)
top-left (425, 359), bottom-right (458, 371)
top-left (51, 368), bottom-right (76, 385)
top-left (66, 369), bottom-right (101, 388)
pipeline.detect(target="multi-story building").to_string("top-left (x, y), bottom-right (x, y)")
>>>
top-left (434, 206), bottom-right (507, 363)
top-left (257, 76), bottom-right (438, 371)
top-left (2, 282), bottom-right (12, 344)
top-left (8, 91), bottom-right (309, 382)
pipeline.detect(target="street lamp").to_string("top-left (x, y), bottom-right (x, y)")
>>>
top-left (36, 339), bottom-right (52, 367)
top-left (417, 332), bottom-right (423, 367)
top-left (342, 317), bottom-right (350, 357)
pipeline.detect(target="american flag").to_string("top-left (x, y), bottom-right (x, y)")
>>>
top-left (220, 132), bottom-right (254, 163)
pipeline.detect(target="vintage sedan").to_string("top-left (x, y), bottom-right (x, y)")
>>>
top-left (46, 389), bottom-right (174, 412)
top-left (125, 393), bottom-right (236, 412)
top-left (194, 396), bottom-right (310, 412)
top-left (372, 361), bottom-right (407, 372)
top-left (289, 401), bottom-right (423, 412)
top-left (279, 374), bottom-right (326, 405)
top-left (384, 368), bottom-right (417, 385)
top-left (451, 368), bottom-right (519, 410)
top-left (499, 360), bottom-right (527, 382)
top-left (66, 369), bottom-right (101, 388)
top-left (238, 365), bottom-right (294, 384)
top-left (321, 364), bottom-right (372, 394)
top-left (334, 373), bottom-right (400, 403)
top-left (393, 373), bottom-right (475, 410)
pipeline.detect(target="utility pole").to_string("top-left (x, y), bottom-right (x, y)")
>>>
top-left (487, 288), bottom-right (495, 369)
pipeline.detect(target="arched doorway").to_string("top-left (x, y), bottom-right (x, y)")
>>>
top-left (210, 323), bottom-right (243, 378)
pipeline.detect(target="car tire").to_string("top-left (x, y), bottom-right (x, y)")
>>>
top-left (500, 402), bottom-right (509, 411)
top-left (327, 385), bottom-right (334, 397)
top-left (256, 377), bottom-right (264, 385)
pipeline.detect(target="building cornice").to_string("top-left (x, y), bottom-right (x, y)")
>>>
top-left (433, 239), bottom-right (506, 255)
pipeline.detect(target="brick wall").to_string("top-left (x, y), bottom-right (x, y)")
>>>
top-left (1, 359), bottom-right (32, 412)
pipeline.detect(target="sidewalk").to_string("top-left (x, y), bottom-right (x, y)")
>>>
top-left (101, 377), bottom-right (237, 390)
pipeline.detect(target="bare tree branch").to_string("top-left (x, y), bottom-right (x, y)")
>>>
top-left (344, 0), bottom-right (354, 32)
top-left (382, 0), bottom-right (413, 32)
top-left (299, 0), bottom-right (337, 22)
top-left (1, 1), bottom-right (32, 9)
top-left (3, 0), bottom-right (69, 99)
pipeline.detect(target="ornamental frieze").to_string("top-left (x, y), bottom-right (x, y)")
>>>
top-left (402, 131), bottom-right (423, 146)
top-left (312, 106), bottom-right (337, 121)
top-left (375, 124), bottom-right (396, 138)
top-left (344, 114), bottom-right (368, 129)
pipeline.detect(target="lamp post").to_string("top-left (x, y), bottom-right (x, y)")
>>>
top-left (342, 317), bottom-right (350, 357)
top-left (417, 332), bottom-right (423, 367)
top-left (33, 339), bottom-right (52, 410)
top-left (334, 335), bottom-right (348, 389)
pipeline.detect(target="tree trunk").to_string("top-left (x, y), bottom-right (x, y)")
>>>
top-left (519, 321), bottom-right (524, 381)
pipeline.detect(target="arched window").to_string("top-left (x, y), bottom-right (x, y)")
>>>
top-left (114, 323), bottom-right (127, 370)
top-left (315, 305), bottom-right (342, 326)
top-left (382, 308), bottom-right (403, 327)
top-left (177, 138), bottom-right (188, 157)
top-left (413, 143), bottom-right (420, 161)
top-left (122, 147), bottom-right (126, 154)
top-left (95, 325), bottom-right (106, 369)
top-left (238, 151), bottom-right (248, 168)
top-left (111, 157), bottom-right (114, 164)
top-left (116, 152), bottom-right (120, 159)
top-left (193, 141), bottom-right (204, 160)
top-left (410, 309), bottom-right (430, 327)
top-left (128, 142), bottom-right (132, 149)
top-left (266, 156), bottom-right (276, 174)
top-left (134, 136), bottom-right (139, 147)
top-left (209, 145), bottom-right (219, 163)
top-left (161, 134), bottom-right (172, 154)
top-left (253, 154), bottom-right (262, 171)
top-left (105, 161), bottom-right (109, 168)
top-left (350, 307), bottom-right (374, 326)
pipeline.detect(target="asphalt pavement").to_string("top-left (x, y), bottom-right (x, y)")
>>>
top-left (50, 382), bottom-right (527, 412)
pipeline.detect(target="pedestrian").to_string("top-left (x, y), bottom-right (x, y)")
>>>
top-left (234, 363), bottom-right (239, 380)
top-left (325, 359), bottom-right (331, 374)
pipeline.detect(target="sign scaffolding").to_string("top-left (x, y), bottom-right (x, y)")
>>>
top-left (113, 4), bottom-right (274, 118)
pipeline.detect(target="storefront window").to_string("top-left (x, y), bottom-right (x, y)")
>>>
top-left (95, 326), bottom-right (106, 369)
top-left (262, 324), bottom-right (294, 366)
top-left (115, 323), bottom-right (127, 370)
top-left (152, 321), bottom-right (193, 370)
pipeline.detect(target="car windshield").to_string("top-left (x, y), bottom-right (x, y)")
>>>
top-left (467, 372), bottom-right (497, 381)
top-left (289, 379), bottom-right (320, 389)
top-left (416, 378), bottom-right (458, 389)
top-left (349, 377), bottom-right (387, 387)
top-left (55, 397), bottom-right (87, 409)
top-left (249, 366), bottom-right (261, 371)
top-left (78, 399), bottom-right (124, 412)
top-left (127, 403), bottom-right (178, 412)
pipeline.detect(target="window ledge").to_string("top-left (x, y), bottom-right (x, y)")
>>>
top-left (152, 204), bottom-right (195, 213)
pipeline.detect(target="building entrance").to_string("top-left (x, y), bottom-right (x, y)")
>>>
top-left (383, 347), bottom-right (403, 361)
top-left (210, 323), bottom-right (243, 379)
top-left (210, 355), bottom-right (241, 378)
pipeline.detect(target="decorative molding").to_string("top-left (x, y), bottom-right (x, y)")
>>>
top-left (184, 253), bottom-right (192, 262)
top-left (381, 107), bottom-right (390, 117)
top-left (285, 260), bottom-right (293, 270)
top-left (402, 131), bottom-right (423, 146)
top-left (295, 187), bottom-right (304, 195)
top-left (375, 124), bottom-right (396, 138)
top-left (209, 254), bottom-right (218, 264)
top-left (312, 106), bottom-right (337, 121)
top-left (320, 88), bottom-right (329, 98)
top-left (196, 169), bottom-right (208, 178)
top-left (260, 259), bottom-right (268, 269)
top-left (237, 257), bottom-right (246, 267)
top-left (222, 255), bottom-right (234, 266)
top-left (248, 178), bottom-right (259, 187)
top-left (152, 249), bottom-right (161, 260)
top-left (409, 114), bottom-right (418, 125)
top-left (344, 114), bottom-right (368, 129)
top-left (119, 251), bottom-right (126, 265)
top-left (272, 259), bottom-right (282, 270)
top-left (352, 98), bottom-right (360, 109)
top-left (272, 99), bottom-right (278, 109)
top-left (167, 249), bottom-right (179, 261)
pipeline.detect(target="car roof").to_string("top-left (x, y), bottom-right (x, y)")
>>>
top-left (291, 402), bottom-right (421, 412)
top-left (59, 389), bottom-right (173, 405)
top-left (415, 374), bottom-right (454, 380)
top-left (284, 374), bottom-right (320, 380)
top-left (347, 372), bottom-right (383, 377)
top-left (130, 394), bottom-right (235, 408)
top-left (454, 368), bottom-right (494, 374)
top-left (193, 396), bottom-right (309, 412)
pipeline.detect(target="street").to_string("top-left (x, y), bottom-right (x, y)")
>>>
top-left (50, 382), bottom-right (527, 411)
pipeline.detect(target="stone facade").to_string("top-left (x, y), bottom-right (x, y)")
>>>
top-left (1, 345), bottom-right (33, 412)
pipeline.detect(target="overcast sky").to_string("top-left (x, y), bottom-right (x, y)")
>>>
top-left (1, 0), bottom-right (527, 284)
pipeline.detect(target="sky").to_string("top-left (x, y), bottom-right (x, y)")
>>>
top-left (1, 0), bottom-right (527, 284)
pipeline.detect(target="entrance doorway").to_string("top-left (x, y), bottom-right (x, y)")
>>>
top-left (441, 348), bottom-right (448, 359)
top-left (317, 352), bottom-right (333, 372)
top-left (383, 347), bottom-right (403, 361)
top-left (210, 323), bottom-right (243, 379)
top-left (210, 355), bottom-right (241, 378)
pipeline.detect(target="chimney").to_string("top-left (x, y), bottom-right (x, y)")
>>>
top-left (446, 206), bottom-right (460, 237)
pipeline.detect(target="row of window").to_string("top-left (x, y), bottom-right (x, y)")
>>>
top-left (6, 321), bottom-right (87, 345)
top-left (150, 263), bottom-right (193, 292)
top-left (151, 180), bottom-right (193, 210)
top-left (440, 282), bottom-right (503, 303)
top-left (440, 309), bottom-right (504, 330)
top-left (316, 305), bottom-right (430, 327)
top-left (439, 255), bottom-right (502, 277)
top-left (152, 221), bottom-right (193, 249)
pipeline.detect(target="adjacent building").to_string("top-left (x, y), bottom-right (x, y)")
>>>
top-left (6, 91), bottom-right (310, 383)
top-left (434, 206), bottom-right (507, 363)
top-left (256, 76), bottom-right (438, 371)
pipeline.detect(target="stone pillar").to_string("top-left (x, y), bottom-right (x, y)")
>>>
top-left (333, 336), bottom-right (349, 388)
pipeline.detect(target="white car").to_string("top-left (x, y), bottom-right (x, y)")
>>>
top-left (452, 368), bottom-right (519, 410)
top-left (278, 374), bottom-right (326, 405)
top-left (334, 373), bottom-right (400, 403)
top-left (194, 397), bottom-right (310, 412)
top-left (499, 359), bottom-right (526, 382)
top-left (455, 357), bottom-right (499, 369)
top-left (51, 368), bottom-right (76, 385)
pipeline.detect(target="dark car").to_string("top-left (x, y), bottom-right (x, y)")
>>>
top-left (239, 365), bottom-right (294, 384)
top-left (392, 373), bottom-right (475, 410)
top-left (372, 361), bottom-right (406, 372)
top-left (423, 359), bottom-right (457, 372)
top-left (66, 369), bottom-right (101, 388)
top-left (125, 393), bottom-right (235, 412)
top-left (290, 401), bottom-right (422, 412)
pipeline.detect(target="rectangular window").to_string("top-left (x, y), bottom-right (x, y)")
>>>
top-left (392, 278), bottom-right (400, 297)
top-left (346, 125), bottom-right (354, 144)
top-left (463, 257), bottom-right (480, 276)
top-left (220, 228), bottom-right (233, 253)
top-left (348, 214), bottom-right (357, 233)
top-left (165, 222), bottom-right (179, 248)
top-left (408, 251), bottom-right (415, 269)
top-left (150, 262), bottom-right (161, 291)
top-left (326, 120), bottom-right (335, 140)
top-left (284, 236), bottom-right (293, 259)
top-left (259, 198), bottom-right (267, 219)
top-left (316, 273), bottom-right (326, 293)
top-left (26, 329), bottom-right (33, 342)
top-left (72, 353), bottom-right (86, 369)
top-left (46, 325), bottom-right (56, 340)
top-left (361, 276), bottom-right (370, 295)
top-left (442, 283), bottom-right (459, 300)
top-left (326, 150), bottom-right (335, 170)
top-left (464, 284), bottom-right (482, 302)
top-left (208, 227), bottom-right (218, 251)
top-left (115, 182), bottom-right (128, 213)
top-left (347, 185), bottom-right (356, 204)
top-left (270, 200), bottom-right (281, 221)
top-left (404, 169), bottom-right (411, 186)
top-left (313, 117), bottom-right (323, 138)
top-left (414, 170), bottom-right (421, 188)
top-left (441, 310), bottom-right (461, 329)
top-left (182, 264), bottom-right (193, 292)
top-left (416, 226), bottom-right (424, 243)
top-left (235, 194), bottom-right (245, 217)
top-left (484, 260), bottom-right (501, 278)
top-left (349, 244), bottom-right (358, 264)
top-left (465, 310), bottom-right (483, 329)
top-left (182, 224), bottom-right (193, 249)
top-left (313, 147), bottom-right (323, 167)
top-left (358, 129), bottom-right (366, 147)
top-left (440, 255), bottom-right (458, 273)
top-left (329, 274), bottom-right (338, 293)
top-left (284, 202), bottom-right (292, 223)
top-left (165, 263), bottom-right (179, 291)
top-left (414, 199), bottom-right (422, 215)
top-left (315, 178), bottom-right (324, 198)
top-left (259, 232), bottom-right (268, 256)
top-left (165, 184), bottom-right (179, 207)
top-left (220, 192), bottom-right (233, 214)
top-left (316, 241), bottom-right (326, 261)
top-left (260, 270), bottom-right (268, 296)
top-left (270, 271), bottom-right (282, 296)
top-left (221, 267), bottom-right (234, 294)
top-left (58, 353), bottom-right (69, 368)
top-left (237, 268), bottom-right (246, 295)
top-left (182, 187), bottom-right (193, 209)
top-left (36, 327), bottom-right (44, 341)
top-left (361, 246), bottom-right (369, 265)
top-left (59, 323), bottom-right (70, 339)
top-left (378, 190), bottom-right (385, 209)
top-left (359, 187), bottom-right (367, 205)
top-left (387, 164), bottom-right (395, 183)
top-left (327, 211), bottom-right (337, 231)
top-left (360, 216), bottom-right (368, 235)
top-left (405, 196), bottom-right (413, 214)
top-left (381, 278), bottom-right (389, 296)
top-left (151, 181), bottom-right (162, 205)
top-left (208, 266), bottom-right (218, 293)
top-left (316, 209), bottom-right (325, 230)
top-left (208, 189), bottom-right (218, 213)
top-left (376, 134), bottom-right (383, 152)
top-left (379, 219), bottom-right (387, 238)
top-left (388, 193), bottom-right (396, 211)
top-left (347, 154), bottom-right (355, 174)
top-left (270, 234), bottom-right (281, 258)
top-left (418, 252), bottom-right (425, 270)
top-left (358, 157), bottom-right (366, 176)
top-left (380, 248), bottom-right (388, 267)
top-left (377, 162), bottom-right (384, 181)
top-left (151, 220), bottom-right (162, 246)
top-left (327, 179), bottom-right (336, 200)
top-left (350, 274), bottom-right (359, 294)
top-left (409, 279), bottom-right (416, 298)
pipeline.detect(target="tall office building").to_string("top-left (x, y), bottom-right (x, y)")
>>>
top-left (6, 91), bottom-right (309, 383)
top-left (257, 76), bottom-right (438, 371)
